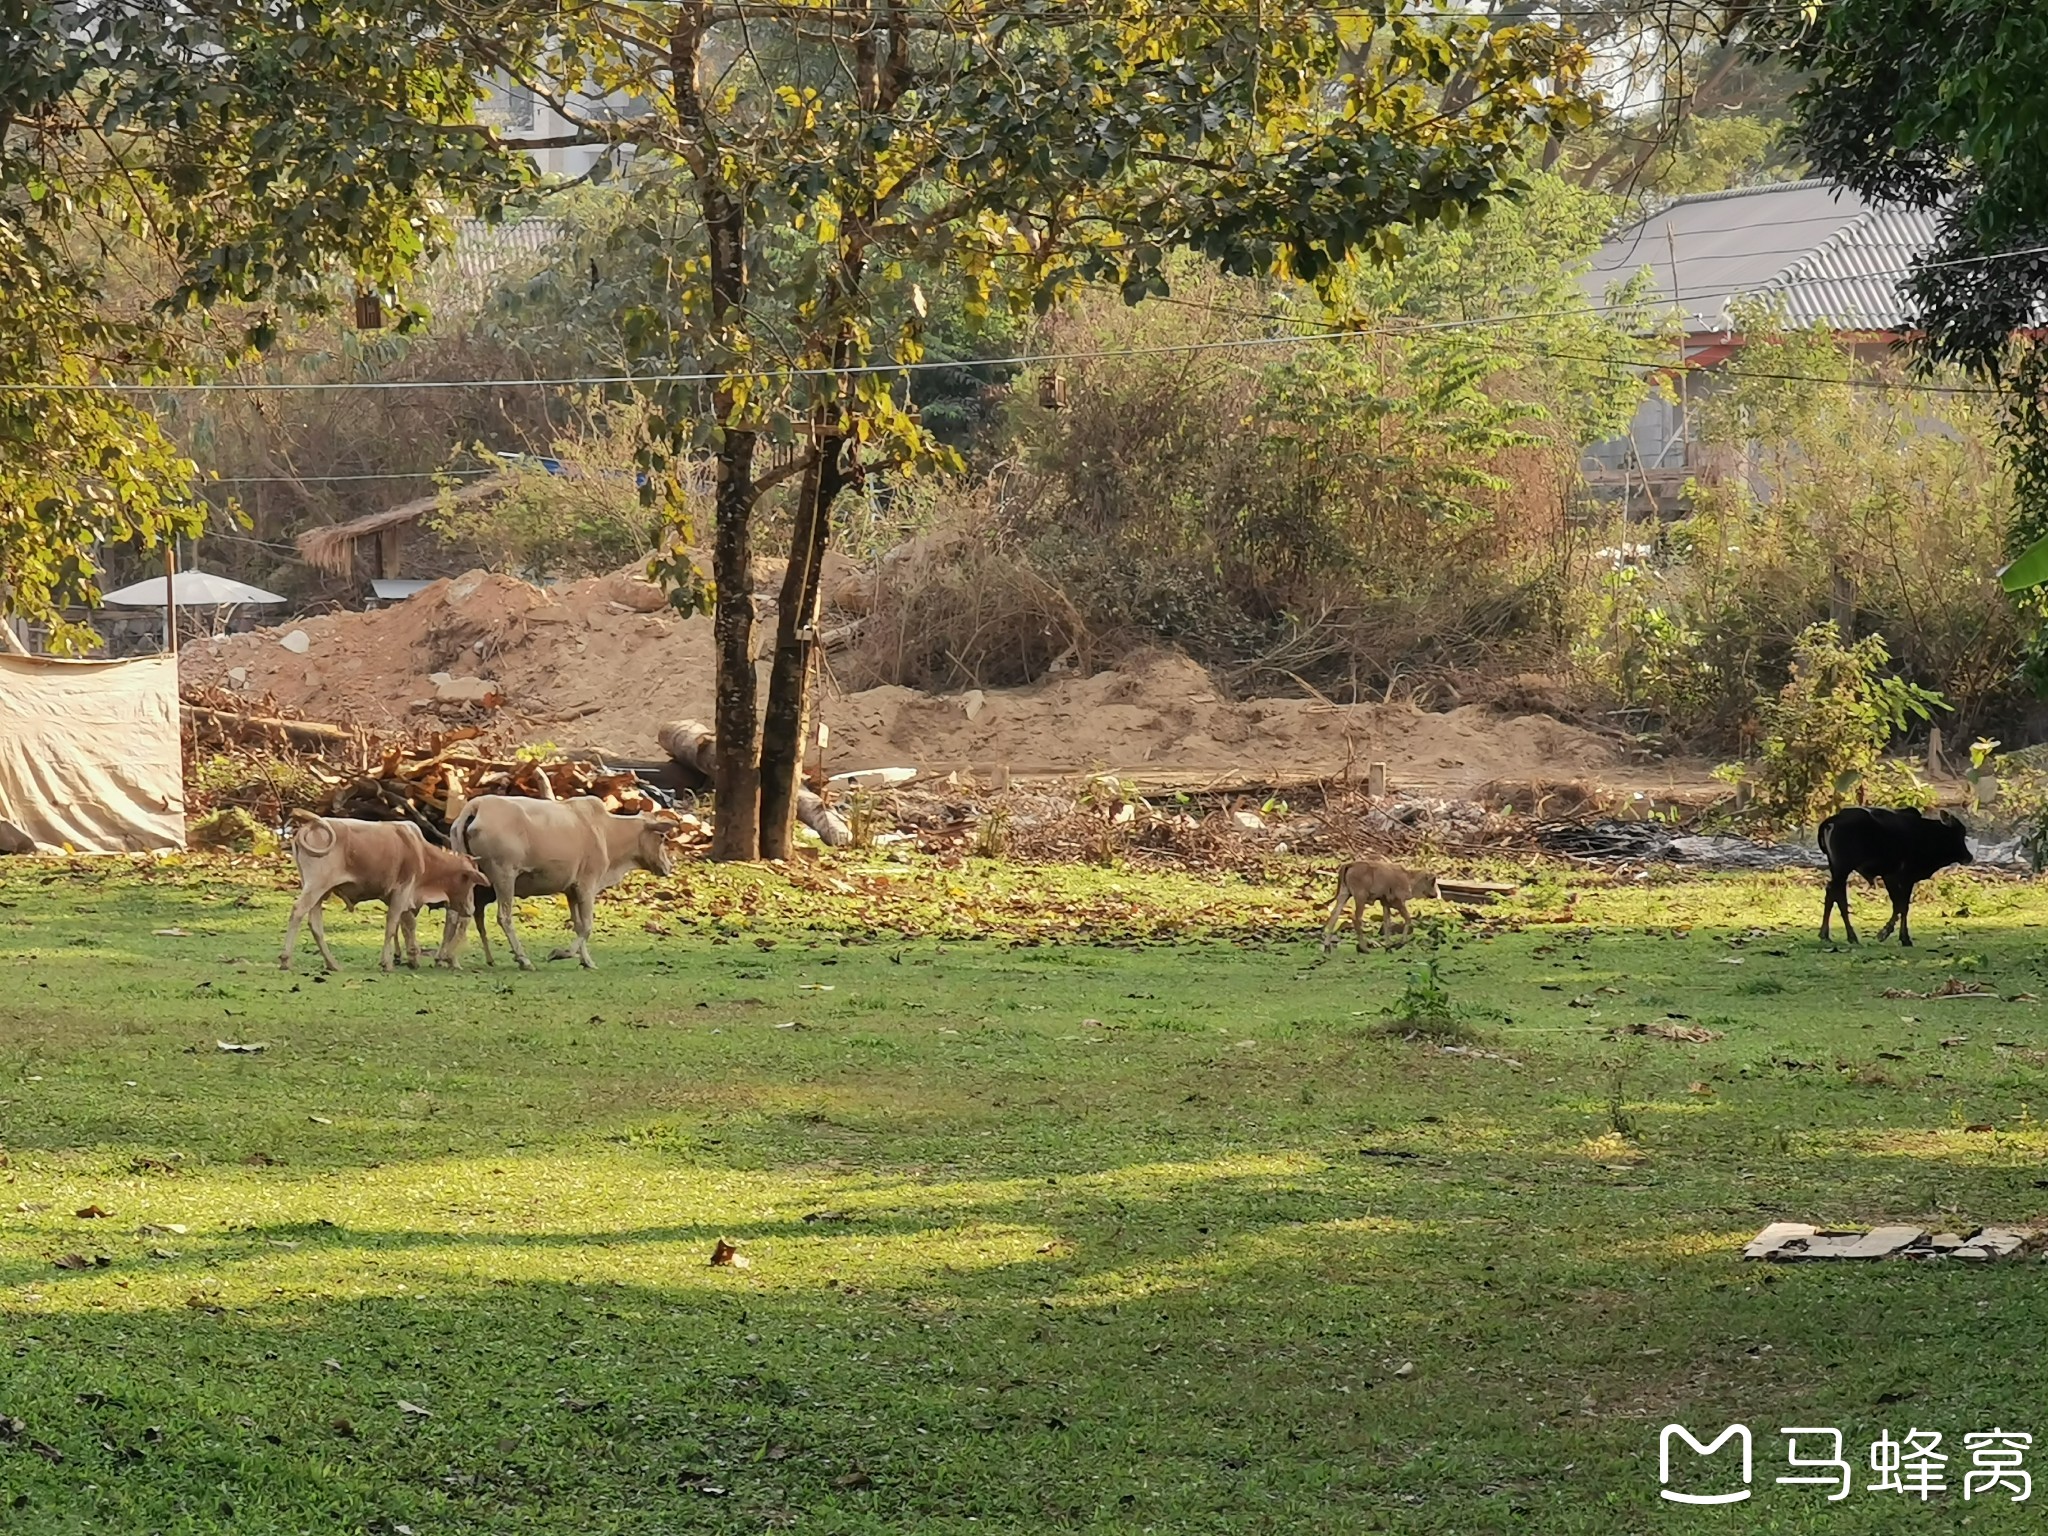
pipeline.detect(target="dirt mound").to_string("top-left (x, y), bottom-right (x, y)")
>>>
top-left (184, 569), bottom-right (1634, 790)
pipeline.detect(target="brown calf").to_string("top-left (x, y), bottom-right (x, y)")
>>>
top-left (1321, 860), bottom-right (1441, 952)
top-left (281, 814), bottom-right (489, 973)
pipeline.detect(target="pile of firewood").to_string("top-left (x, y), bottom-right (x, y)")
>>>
top-left (182, 690), bottom-right (699, 846)
top-left (315, 731), bottom-right (678, 842)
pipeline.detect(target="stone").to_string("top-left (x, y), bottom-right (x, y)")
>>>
top-left (278, 630), bottom-right (310, 654)
top-left (432, 675), bottom-right (501, 704)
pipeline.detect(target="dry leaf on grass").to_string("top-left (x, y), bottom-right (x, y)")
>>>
top-left (52, 1253), bottom-right (107, 1270)
top-left (74, 1205), bottom-right (110, 1219)
top-left (708, 1238), bottom-right (750, 1268)
top-left (1612, 1020), bottom-right (1725, 1044)
top-left (397, 1400), bottom-right (433, 1418)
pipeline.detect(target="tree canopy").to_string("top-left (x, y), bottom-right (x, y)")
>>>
top-left (0, 0), bottom-right (533, 639)
top-left (1745, 1), bottom-right (2048, 570)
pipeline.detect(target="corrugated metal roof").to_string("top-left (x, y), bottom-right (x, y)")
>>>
top-left (449, 216), bottom-right (566, 282)
top-left (1585, 179), bottom-right (1937, 334)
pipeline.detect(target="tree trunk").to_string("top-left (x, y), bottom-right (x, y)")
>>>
top-left (1829, 554), bottom-right (1856, 638)
top-left (710, 434), bottom-right (761, 861)
top-left (758, 436), bottom-right (847, 859)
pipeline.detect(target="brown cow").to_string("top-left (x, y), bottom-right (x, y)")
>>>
top-left (280, 814), bottom-right (490, 973)
top-left (1320, 860), bottom-right (1442, 952)
top-left (449, 796), bottom-right (681, 970)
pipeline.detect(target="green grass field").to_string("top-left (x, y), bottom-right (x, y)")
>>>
top-left (4, 851), bottom-right (2048, 1532)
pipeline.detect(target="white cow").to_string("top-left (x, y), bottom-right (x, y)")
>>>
top-left (281, 815), bottom-right (489, 972)
top-left (449, 796), bottom-right (681, 970)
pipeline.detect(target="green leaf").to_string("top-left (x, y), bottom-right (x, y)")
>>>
top-left (1999, 531), bottom-right (2048, 592)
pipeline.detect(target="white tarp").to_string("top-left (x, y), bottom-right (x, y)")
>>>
top-left (0, 654), bottom-right (185, 852)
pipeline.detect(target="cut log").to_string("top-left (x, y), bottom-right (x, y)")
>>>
top-left (659, 715), bottom-right (850, 847)
top-left (182, 704), bottom-right (353, 745)
top-left (1436, 879), bottom-right (1518, 906)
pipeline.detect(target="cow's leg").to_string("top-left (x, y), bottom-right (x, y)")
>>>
top-left (1321, 892), bottom-right (1347, 953)
top-left (1390, 896), bottom-right (1412, 936)
top-left (400, 906), bottom-right (422, 969)
top-left (280, 884), bottom-right (324, 970)
top-left (1353, 896), bottom-right (1368, 952)
top-left (379, 898), bottom-right (407, 972)
top-left (434, 903), bottom-right (468, 968)
top-left (307, 903), bottom-right (340, 973)
top-left (470, 886), bottom-right (495, 967)
top-left (569, 886), bottom-right (599, 969)
top-left (489, 869), bottom-right (533, 970)
top-left (1874, 875), bottom-right (1905, 943)
top-left (1881, 874), bottom-right (1916, 946)
top-left (1830, 876), bottom-right (1858, 945)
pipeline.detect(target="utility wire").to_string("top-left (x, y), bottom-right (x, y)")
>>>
top-left (8, 242), bottom-right (2047, 398)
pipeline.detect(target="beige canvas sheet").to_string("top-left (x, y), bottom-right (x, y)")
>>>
top-left (0, 654), bottom-right (185, 852)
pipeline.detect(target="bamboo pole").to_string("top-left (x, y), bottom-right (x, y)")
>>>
top-left (163, 542), bottom-right (178, 656)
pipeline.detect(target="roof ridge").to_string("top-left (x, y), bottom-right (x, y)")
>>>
top-left (1652, 177), bottom-right (1848, 209)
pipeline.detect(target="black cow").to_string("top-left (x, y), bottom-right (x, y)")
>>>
top-left (1817, 806), bottom-right (1974, 947)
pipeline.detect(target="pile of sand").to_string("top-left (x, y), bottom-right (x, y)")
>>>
top-left (183, 567), bottom-right (1631, 791)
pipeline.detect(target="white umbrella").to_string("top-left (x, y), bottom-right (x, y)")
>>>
top-left (101, 568), bottom-right (287, 607)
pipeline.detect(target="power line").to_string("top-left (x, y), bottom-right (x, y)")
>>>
top-left (203, 468), bottom-right (501, 485)
top-left (8, 240), bottom-right (2047, 399)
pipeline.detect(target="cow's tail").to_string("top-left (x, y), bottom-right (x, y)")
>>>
top-left (1816, 813), bottom-right (1837, 867)
top-left (288, 810), bottom-right (335, 859)
top-left (448, 800), bottom-right (481, 859)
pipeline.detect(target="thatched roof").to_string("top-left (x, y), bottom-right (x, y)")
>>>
top-left (296, 473), bottom-right (516, 576)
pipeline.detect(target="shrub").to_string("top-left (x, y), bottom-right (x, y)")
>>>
top-left (186, 752), bottom-right (328, 827)
top-left (1723, 623), bottom-right (1946, 829)
top-left (429, 397), bottom-right (666, 580)
top-left (1577, 310), bottom-right (2026, 748)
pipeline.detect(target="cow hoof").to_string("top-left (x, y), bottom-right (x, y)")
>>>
top-left (547, 947), bottom-right (577, 962)
top-left (514, 958), bottom-right (535, 972)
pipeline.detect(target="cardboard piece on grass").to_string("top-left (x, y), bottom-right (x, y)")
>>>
top-left (1744, 1222), bottom-right (2041, 1262)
